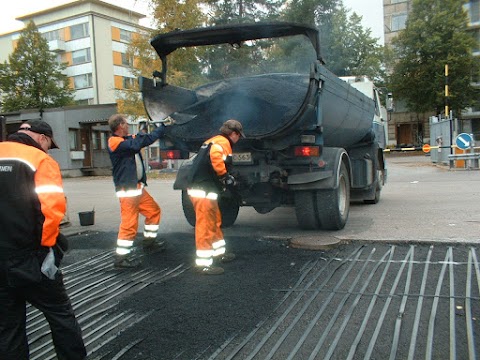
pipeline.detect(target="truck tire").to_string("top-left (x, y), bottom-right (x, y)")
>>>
top-left (181, 190), bottom-right (239, 228)
top-left (219, 196), bottom-right (240, 227)
top-left (181, 190), bottom-right (196, 227)
top-left (316, 162), bottom-right (350, 230)
top-left (294, 191), bottom-right (319, 230)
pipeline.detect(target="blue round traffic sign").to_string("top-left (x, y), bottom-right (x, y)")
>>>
top-left (455, 133), bottom-right (473, 150)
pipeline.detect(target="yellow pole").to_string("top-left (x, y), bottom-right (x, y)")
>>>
top-left (445, 64), bottom-right (449, 118)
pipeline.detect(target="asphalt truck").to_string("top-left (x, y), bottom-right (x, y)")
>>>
top-left (139, 22), bottom-right (387, 230)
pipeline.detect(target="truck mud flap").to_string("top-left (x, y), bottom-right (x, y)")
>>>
top-left (288, 170), bottom-right (334, 190)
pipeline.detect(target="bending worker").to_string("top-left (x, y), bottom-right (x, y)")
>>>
top-left (107, 114), bottom-right (168, 268)
top-left (188, 119), bottom-right (245, 275)
top-left (0, 120), bottom-right (86, 359)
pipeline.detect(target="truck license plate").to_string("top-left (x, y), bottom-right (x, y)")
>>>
top-left (232, 152), bottom-right (253, 164)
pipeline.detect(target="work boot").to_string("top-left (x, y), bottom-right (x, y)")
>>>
top-left (142, 238), bottom-right (166, 252)
top-left (219, 253), bottom-right (236, 263)
top-left (195, 266), bottom-right (224, 275)
top-left (114, 254), bottom-right (142, 269)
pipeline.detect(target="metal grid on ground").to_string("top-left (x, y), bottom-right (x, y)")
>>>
top-left (26, 251), bottom-right (187, 360)
top-left (207, 244), bottom-right (480, 360)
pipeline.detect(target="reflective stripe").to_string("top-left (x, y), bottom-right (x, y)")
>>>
top-left (1, 157), bottom-right (36, 171)
top-left (196, 249), bottom-right (214, 266)
top-left (212, 239), bottom-right (226, 256)
top-left (117, 239), bottom-right (134, 247)
top-left (144, 224), bottom-right (159, 231)
top-left (197, 249), bottom-right (214, 258)
top-left (116, 188), bottom-right (142, 197)
top-left (196, 258), bottom-right (213, 267)
top-left (213, 247), bottom-right (226, 256)
top-left (116, 247), bottom-right (131, 255)
top-left (187, 188), bottom-right (218, 200)
top-left (144, 231), bottom-right (157, 238)
top-left (212, 239), bottom-right (226, 249)
top-left (35, 185), bottom-right (64, 194)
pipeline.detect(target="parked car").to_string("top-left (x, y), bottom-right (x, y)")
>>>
top-left (148, 159), bottom-right (167, 170)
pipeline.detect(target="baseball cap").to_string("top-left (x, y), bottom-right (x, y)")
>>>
top-left (20, 120), bottom-right (59, 149)
top-left (220, 119), bottom-right (246, 138)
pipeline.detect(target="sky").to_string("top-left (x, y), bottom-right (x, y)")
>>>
top-left (0, 0), bottom-right (384, 44)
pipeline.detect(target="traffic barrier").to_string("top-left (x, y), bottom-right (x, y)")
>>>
top-left (384, 145), bottom-right (480, 154)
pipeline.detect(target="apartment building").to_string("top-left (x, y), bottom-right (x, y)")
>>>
top-left (0, 0), bottom-right (154, 176)
top-left (383, 0), bottom-right (480, 146)
top-left (0, 0), bottom-right (147, 105)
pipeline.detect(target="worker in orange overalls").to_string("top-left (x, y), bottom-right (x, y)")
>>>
top-left (188, 119), bottom-right (245, 275)
top-left (107, 114), bottom-right (168, 268)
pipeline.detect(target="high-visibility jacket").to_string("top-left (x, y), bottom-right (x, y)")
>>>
top-left (0, 136), bottom-right (65, 260)
top-left (188, 134), bottom-right (233, 196)
top-left (107, 125), bottom-right (166, 194)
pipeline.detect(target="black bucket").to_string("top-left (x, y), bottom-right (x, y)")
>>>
top-left (78, 211), bottom-right (95, 226)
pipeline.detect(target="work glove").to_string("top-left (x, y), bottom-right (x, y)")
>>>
top-left (220, 173), bottom-right (236, 187)
top-left (41, 248), bottom-right (58, 280)
top-left (162, 116), bottom-right (175, 126)
top-left (53, 232), bottom-right (69, 267)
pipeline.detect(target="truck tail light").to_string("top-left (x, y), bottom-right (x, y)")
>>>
top-left (294, 146), bottom-right (320, 157)
top-left (160, 150), bottom-right (182, 159)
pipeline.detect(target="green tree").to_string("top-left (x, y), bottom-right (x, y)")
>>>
top-left (281, 1), bottom-right (385, 81)
top-left (119, 0), bottom-right (206, 118)
top-left (0, 21), bottom-right (74, 113)
top-left (325, 5), bottom-right (384, 80)
top-left (389, 0), bottom-right (479, 116)
top-left (204, 0), bottom-right (284, 25)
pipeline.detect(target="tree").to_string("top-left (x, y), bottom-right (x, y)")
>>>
top-left (0, 21), bottom-right (74, 113)
top-left (281, 1), bottom-right (385, 81)
top-left (118, 0), bottom-right (207, 118)
top-left (325, 5), bottom-right (385, 81)
top-left (203, 0), bottom-right (284, 25)
top-left (121, 0), bottom-right (386, 117)
top-left (389, 0), bottom-right (479, 116)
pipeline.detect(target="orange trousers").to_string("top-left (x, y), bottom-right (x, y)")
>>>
top-left (190, 196), bottom-right (225, 266)
top-left (118, 188), bottom-right (161, 242)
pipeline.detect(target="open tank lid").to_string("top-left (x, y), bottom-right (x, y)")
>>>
top-left (150, 22), bottom-right (322, 61)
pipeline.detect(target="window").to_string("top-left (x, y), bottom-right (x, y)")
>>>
top-left (70, 23), bottom-right (89, 40)
top-left (392, 13), bottom-right (408, 31)
top-left (473, 29), bottom-right (480, 53)
top-left (91, 131), bottom-right (102, 150)
top-left (69, 129), bottom-right (80, 150)
top-left (121, 52), bottom-right (133, 66)
top-left (123, 77), bottom-right (136, 89)
top-left (101, 132), bottom-right (108, 149)
top-left (75, 98), bottom-right (94, 105)
top-left (74, 73), bottom-right (93, 89)
top-left (43, 30), bottom-right (61, 41)
top-left (72, 48), bottom-right (91, 65)
top-left (470, 0), bottom-right (480, 23)
top-left (120, 29), bottom-right (132, 42)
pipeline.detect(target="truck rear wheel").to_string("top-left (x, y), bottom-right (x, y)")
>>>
top-left (294, 191), bottom-right (319, 230)
top-left (316, 162), bottom-right (350, 230)
top-left (181, 190), bottom-right (239, 228)
top-left (181, 190), bottom-right (196, 227)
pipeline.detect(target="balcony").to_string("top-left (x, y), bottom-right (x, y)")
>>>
top-left (48, 39), bottom-right (65, 52)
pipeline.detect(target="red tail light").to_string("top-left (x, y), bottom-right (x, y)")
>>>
top-left (294, 146), bottom-right (320, 157)
top-left (160, 150), bottom-right (181, 159)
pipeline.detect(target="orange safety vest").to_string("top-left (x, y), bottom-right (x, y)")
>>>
top-left (0, 141), bottom-right (65, 257)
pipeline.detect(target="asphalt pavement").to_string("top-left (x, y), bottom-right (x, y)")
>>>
top-left (39, 153), bottom-right (480, 359)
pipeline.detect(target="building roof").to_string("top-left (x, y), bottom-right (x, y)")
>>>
top-left (15, 0), bottom-right (146, 22)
